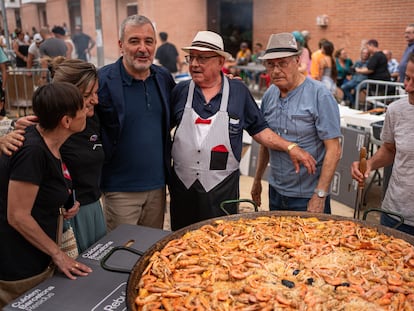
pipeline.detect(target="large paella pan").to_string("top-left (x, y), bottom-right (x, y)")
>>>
top-left (126, 211), bottom-right (414, 310)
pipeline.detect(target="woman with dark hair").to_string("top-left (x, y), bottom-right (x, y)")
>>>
top-left (335, 48), bottom-right (353, 86)
top-left (0, 82), bottom-right (92, 307)
top-left (12, 28), bottom-right (29, 68)
top-left (318, 40), bottom-right (339, 96)
top-left (10, 57), bottom-right (106, 253)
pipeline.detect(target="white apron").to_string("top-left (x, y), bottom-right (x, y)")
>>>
top-left (171, 77), bottom-right (239, 192)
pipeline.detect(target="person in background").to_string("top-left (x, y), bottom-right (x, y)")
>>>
top-left (155, 31), bottom-right (182, 74)
top-left (310, 38), bottom-right (327, 80)
top-left (351, 53), bottom-right (414, 235)
top-left (72, 25), bottom-right (95, 62)
top-left (251, 32), bottom-right (341, 214)
top-left (0, 99), bottom-right (13, 137)
top-left (0, 30), bottom-right (7, 48)
top-left (12, 28), bottom-right (29, 68)
top-left (235, 41), bottom-right (253, 82)
top-left (221, 56), bottom-right (237, 76)
top-left (0, 46), bottom-right (8, 105)
top-left (52, 26), bottom-right (75, 59)
top-left (26, 33), bottom-right (43, 77)
top-left (335, 48), bottom-right (353, 87)
top-left (398, 24), bottom-right (414, 83)
top-left (23, 32), bottom-right (30, 44)
top-left (0, 82), bottom-right (91, 307)
top-left (39, 27), bottom-right (67, 59)
top-left (301, 30), bottom-right (312, 75)
top-left (97, 15), bottom-right (175, 231)
top-left (355, 39), bottom-right (390, 106)
top-left (169, 31), bottom-right (317, 230)
top-left (318, 40), bottom-right (338, 96)
top-left (341, 47), bottom-right (370, 107)
top-left (292, 31), bottom-right (310, 76)
top-left (251, 42), bottom-right (266, 89)
top-left (355, 39), bottom-right (390, 82)
top-left (236, 41), bottom-right (252, 65)
top-left (0, 113), bottom-right (12, 137)
top-left (383, 49), bottom-right (399, 82)
top-left (38, 27), bottom-right (67, 83)
top-left (251, 42), bottom-right (265, 64)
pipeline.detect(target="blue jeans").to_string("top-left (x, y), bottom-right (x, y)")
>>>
top-left (269, 185), bottom-right (331, 214)
top-left (381, 213), bottom-right (414, 236)
top-left (341, 78), bottom-right (361, 106)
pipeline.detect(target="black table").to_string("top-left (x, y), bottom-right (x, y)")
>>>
top-left (4, 224), bottom-right (170, 311)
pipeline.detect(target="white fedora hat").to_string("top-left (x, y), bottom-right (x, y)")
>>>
top-left (259, 32), bottom-right (301, 60)
top-left (182, 31), bottom-right (232, 60)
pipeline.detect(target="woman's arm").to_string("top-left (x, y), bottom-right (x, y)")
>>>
top-left (7, 180), bottom-right (92, 279)
top-left (317, 57), bottom-right (326, 81)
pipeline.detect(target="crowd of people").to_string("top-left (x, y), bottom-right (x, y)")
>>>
top-left (221, 28), bottom-right (410, 109)
top-left (0, 14), bottom-right (414, 307)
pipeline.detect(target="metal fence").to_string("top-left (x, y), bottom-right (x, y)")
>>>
top-left (354, 79), bottom-right (407, 111)
top-left (5, 68), bottom-right (51, 116)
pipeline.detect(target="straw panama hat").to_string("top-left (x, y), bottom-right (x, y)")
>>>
top-left (259, 32), bottom-right (301, 60)
top-left (182, 31), bottom-right (232, 60)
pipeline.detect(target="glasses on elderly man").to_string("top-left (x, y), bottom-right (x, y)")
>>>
top-left (264, 57), bottom-right (295, 71)
top-left (185, 54), bottom-right (219, 64)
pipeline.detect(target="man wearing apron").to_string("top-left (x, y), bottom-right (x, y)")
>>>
top-left (170, 31), bottom-right (317, 230)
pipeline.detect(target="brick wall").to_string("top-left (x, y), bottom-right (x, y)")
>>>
top-left (254, 0), bottom-right (413, 62)
top-left (45, 0), bottom-right (70, 31)
top-left (138, 0), bottom-right (208, 65)
top-left (13, 0), bottom-right (414, 65)
top-left (19, 4), bottom-right (39, 35)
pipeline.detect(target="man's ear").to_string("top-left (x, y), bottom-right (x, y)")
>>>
top-left (219, 56), bottom-right (226, 67)
top-left (118, 40), bottom-right (123, 55)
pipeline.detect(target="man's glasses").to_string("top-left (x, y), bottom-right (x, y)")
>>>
top-left (264, 58), bottom-right (294, 71)
top-left (185, 54), bottom-right (219, 64)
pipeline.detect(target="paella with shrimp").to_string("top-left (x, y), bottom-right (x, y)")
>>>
top-left (134, 216), bottom-right (414, 310)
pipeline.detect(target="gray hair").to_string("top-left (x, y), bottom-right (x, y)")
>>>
top-left (119, 15), bottom-right (155, 41)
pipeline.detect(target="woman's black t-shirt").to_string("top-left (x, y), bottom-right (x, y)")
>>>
top-left (0, 126), bottom-right (69, 280)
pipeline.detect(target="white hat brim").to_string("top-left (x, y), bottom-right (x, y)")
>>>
top-left (182, 46), bottom-right (232, 60)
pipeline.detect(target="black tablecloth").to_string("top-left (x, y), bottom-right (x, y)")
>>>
top-left (4, 224), bottom-right (170, 311)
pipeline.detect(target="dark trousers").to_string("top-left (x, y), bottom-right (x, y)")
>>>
top-left (269, 184), bottom-right (331, 214)
top-left (381, 213), bottom-right (414, 236)
top-left (169, 169), bottom-right (240, 231)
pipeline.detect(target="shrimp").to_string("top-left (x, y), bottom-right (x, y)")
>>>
top-left (387, 270), bottom-right (403, 286)
top-left (275, 293), bottom-right (292, 306)
top-left (364, 285), bottom-right (388, 301)
top-left (230, 265), bottom-right (251, 280)
top-left (141, 301), bottom-right (162, 311)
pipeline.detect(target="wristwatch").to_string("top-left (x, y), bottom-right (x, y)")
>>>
top-left (314, 189), bottom-right (329, 198)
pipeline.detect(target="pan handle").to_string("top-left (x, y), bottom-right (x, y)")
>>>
top-left (220, 199), bottom-right (258, 215)
top-left (100, 246), bottom-right (145, 273)
top-left (362, 208), bottom-right (404, 229)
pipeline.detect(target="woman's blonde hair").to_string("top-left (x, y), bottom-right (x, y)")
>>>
top-left (51, 57), bottom-right (98, 95)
